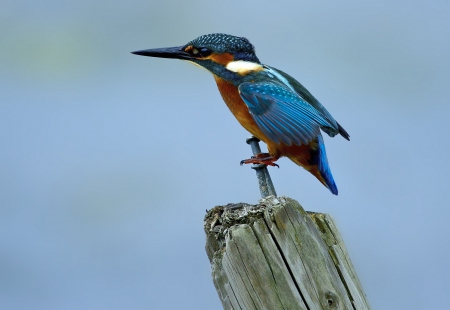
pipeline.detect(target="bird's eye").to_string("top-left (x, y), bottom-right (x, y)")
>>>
top-left (199, 47), bottom-right (212, 57)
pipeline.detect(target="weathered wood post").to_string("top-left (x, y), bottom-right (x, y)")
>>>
top-left (204, 137), bottom-right (370, 310)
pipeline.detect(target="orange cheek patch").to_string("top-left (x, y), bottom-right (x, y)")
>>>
top-left (184, 45), bottom-right (194, 53)
top-left (207, 52), bottom-right (234, 65)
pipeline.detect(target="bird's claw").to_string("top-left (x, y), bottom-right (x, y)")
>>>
top-left (240, 154), bottom-right (280, 168)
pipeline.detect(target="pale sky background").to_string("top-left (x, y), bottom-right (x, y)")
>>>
top-left (1, 1), bottom-right (449, 309)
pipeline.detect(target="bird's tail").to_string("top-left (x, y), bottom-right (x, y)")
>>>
top-left (289, 134), bottom-right (338, 195)
top-left (311, 134), bottom-right (338, 195)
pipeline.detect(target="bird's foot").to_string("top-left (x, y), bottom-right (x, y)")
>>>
top-left (240, 153), bottom-right (279, 168)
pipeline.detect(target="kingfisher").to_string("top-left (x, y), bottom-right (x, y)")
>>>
top-left (132, 33), bottom-right (349, 195)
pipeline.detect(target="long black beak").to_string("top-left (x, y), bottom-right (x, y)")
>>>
top-left (131, 46), bottom-right (193, 60)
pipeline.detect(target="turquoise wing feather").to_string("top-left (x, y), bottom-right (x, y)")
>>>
top-left (239, 81), bottom-right (338, 146)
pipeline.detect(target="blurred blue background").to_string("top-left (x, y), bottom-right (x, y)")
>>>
top-left (2, 0), bottom-right (449, 309)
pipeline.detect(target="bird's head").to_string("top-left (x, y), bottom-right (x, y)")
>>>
top-left (132, 33), bottom-right (263, 81)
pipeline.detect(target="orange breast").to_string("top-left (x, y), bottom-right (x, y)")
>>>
top-left (213, 76), bottom-right (266, 141)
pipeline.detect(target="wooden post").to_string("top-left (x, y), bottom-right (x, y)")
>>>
top-left (204, 196), bottom-right (370, 310)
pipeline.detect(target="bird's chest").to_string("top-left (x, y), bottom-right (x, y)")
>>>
top-left (214, 77), bottom-right (246, 117)
top-left (213, 76), bottom-right (261, 135)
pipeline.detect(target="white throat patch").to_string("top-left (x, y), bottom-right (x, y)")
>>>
top-left (225, 60), bottom-right (263, 75)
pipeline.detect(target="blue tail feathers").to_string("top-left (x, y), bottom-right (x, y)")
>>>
top-left (315, 134), bottom-right (338, 195)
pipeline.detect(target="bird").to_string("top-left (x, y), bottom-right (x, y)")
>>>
top-left (132, 33), bottom-right (349, 195)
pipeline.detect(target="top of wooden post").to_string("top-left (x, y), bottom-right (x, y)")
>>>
top-left (204, 196), bottom-right (370, 310)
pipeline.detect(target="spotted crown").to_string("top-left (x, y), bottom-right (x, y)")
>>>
top-left (187, 33), bottom-right (260, 63)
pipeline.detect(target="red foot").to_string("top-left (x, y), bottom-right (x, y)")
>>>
top-left (240, 153), bottom-right (280, 168)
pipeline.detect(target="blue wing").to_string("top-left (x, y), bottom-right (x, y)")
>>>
top-left (239, 82), bottom-right (338, 146)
